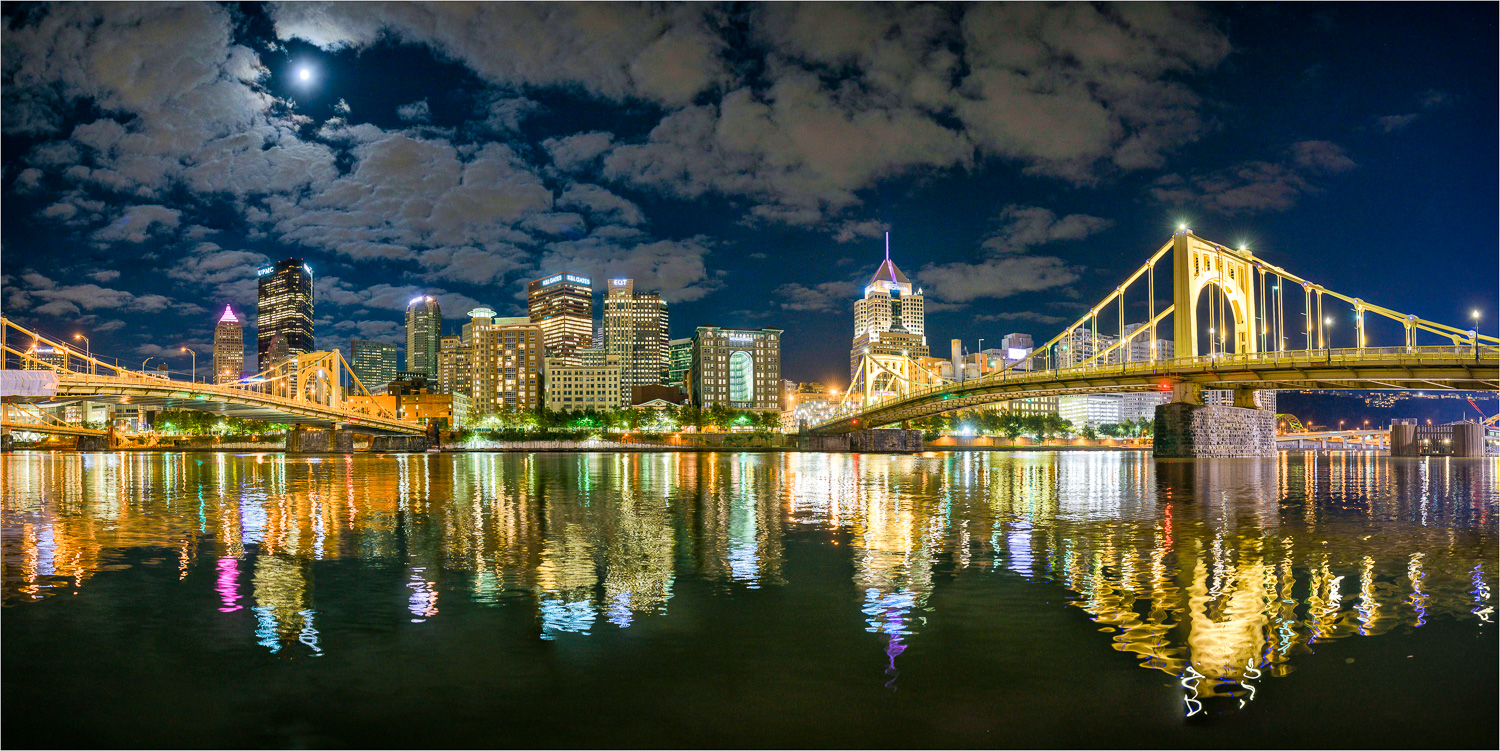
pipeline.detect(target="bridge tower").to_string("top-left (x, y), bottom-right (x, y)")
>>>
top-left (1172, 230), bottom-right (1258, 357)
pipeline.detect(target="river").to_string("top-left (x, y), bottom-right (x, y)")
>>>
top-left (3, 450), bottom-right (1495, 747)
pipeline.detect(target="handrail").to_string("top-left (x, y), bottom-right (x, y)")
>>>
top-left (811, 344), bottom-right (1499, 431)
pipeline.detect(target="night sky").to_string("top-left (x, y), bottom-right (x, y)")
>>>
top-left (3, 3), bottom-right (1496, 385)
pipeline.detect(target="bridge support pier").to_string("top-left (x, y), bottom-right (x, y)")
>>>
top-left (798, 429), bottom-right (923, 453)
top-left (369, 435), bottom-right (431, 452)
top-left (1, 432), bottom-right (11, 453)
top-left (76, 435), bottom-right (109, 451)
top-left (1153, 388), bottom-right (1274, 458)
top-left (285, 426), bottom-right (354, 453)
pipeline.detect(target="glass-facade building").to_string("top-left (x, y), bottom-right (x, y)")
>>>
top-left (256, 258), bottom-right (314, 367)
top-left (666, 338), bottom-right (692, 388)
top-left (405, 295), bottom-right (442, 377)
top-left (689, 327), bottom-right (782, 411)
top-left (350, 339), bottom-right (398, 392)
top-left (528, 273), bottom-right (593, 366)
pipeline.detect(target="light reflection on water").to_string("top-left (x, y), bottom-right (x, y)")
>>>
top-left (2, 450), bottom-right (1496, 723)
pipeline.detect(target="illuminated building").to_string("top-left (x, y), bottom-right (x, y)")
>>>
top-left (666, 337), bottom-right (692, 388)
top-left (256, 258), bottom-right (313, 368)
top-left (404, 295), bottom-right (442, 376)
top-left (1059, 394), bottom-right (1123, 428)
top-left (349, 339), bottom-right (397, 393)
top-left (472, 316), bottom-right (543, 413)
top-left (1122, 322), bottom-right (1174, 362)
top-left (436, 335), bottom-right (472, 396)
top-left (604, 278), bottom-right (668, 390)
top-left (211, 305), bottom-right (244, 383)
top-left (528, 273), bottom-right (594, 366)
top-left (851, 233), bottom-right (927, 378)
top-left (22, 342), bottom-right (67, 370)
top-left (689, 326), bottom-right (782, 411)
top-left (1055, 328), bottom-right (1118, 368)
top-left (544, 354), bottom-right (623, 410)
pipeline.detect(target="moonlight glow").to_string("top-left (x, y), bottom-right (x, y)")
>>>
top-left (298, 67), bottom-right (311, 82)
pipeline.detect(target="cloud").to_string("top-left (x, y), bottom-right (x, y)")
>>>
top-left (90, 204), bottom-right (181, 244)
top-left (834, 219), bottom-right (890, 244)
top-left (543, 131), bottom-right (615, 171)
top-left (557, 183), bottom-right (645, 226)
top-left (974, 311), bottom-right (1069, 325)
top-left (773, 280), bottom-right (859, 312)
top-left (534, 236), bottom-right (721, 303)
top-left (396, 98), bottom-right (431, 122)
top-left (6, 272), bottom-right (202, 318)
top-left (313, 275), bottom-right (489, 320)
top-left (165, 242), bottom-right (271, 306)
top-left (271, 3), bottom-right (730, 106)
top-left (1375, 89), bottom-right (1450, 133)
top-left (1150, 140), bottom-right (1356, 214)
top-left (916, 205), bottom-right (1101, 304)
top-left (88, 270), bottom-right (120, 282)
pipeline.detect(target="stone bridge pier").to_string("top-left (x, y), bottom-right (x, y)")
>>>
top-left (1153, 383), bottom-right (1275, 458)
top-left (285, 426), bottom-right (355, 453)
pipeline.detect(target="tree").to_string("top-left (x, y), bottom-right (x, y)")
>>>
top-left (677, 405), bottom-right (705, 431)
top-left (756, 410), bottom-right (781, 430)
top-left (706, 404), bottom-right (735, 429)
top-left (1001, 413), bottom-right (1024, 439)
top-left (1022, 414), bottom-right (1046, 441)
top-left (1082, 423), bottom-right (1098, 441)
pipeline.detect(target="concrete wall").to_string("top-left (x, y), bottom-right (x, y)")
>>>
top-left (286, 428), bottom-right (354, 453)
top-left (1153, 402), bottom-right (1274, 458)
top-left (849, 429), bottom-right (924, 453)
top-left (370, 435), bottom-right (431, 452)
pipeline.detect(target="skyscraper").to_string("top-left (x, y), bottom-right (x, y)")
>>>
top-left (604, 278), bottom-right (668, 391)
top-left (405, 295), bottom-right (442, 377)
top-left (851, 233), bottom-right (927, 377)
top-left (256, 258), bottom-right (313, 367)
top-left (212, 305), bottom-right (244, 384)
top-left (528, 272), bottom-right (593, 365)
top-left (666, 337), bottom-right (692, 389)
top-left (471, 316), bottom-right (544, 413)
top-left (350, 340), bottom-right (398, 391)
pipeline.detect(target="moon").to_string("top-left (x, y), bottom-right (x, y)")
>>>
top-left (298, 68), bottom-right (311, 82)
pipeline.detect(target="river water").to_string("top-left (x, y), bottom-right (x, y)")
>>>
top-left (3, 451), bottom-right (1495, 748)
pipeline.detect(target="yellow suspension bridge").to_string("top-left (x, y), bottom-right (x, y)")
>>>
top-left (816, 230), bottom-right (1498, 437)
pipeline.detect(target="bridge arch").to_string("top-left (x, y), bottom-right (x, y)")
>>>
top-left (1173, 232), bottom-right (1257, 356)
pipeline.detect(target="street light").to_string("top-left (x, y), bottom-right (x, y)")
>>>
top-left (180, 344), bottom-right (196, 380)
top-left (73, 333), bottom-right (91, 375)
top-left (142, 356), bottom-right (153, 373)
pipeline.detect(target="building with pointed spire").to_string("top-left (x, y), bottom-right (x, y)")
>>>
top-left (212, 305), bottom-right (244, 384)
top-left (851, 232), bottom-right (927, 378)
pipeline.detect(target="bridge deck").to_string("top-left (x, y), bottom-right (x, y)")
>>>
top-left (2, 372), bottom-right (423, 436)
top-left (813, 347), bottom-right (1499, 435)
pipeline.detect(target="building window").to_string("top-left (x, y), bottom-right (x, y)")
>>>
top-left (728, 351), bottom-right (753, 403)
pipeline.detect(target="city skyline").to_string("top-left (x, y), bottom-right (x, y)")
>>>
top-left (2, 3), bottom-right (1496, 387)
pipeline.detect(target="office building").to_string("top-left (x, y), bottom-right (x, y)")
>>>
top-left (212, 305), bottom-right (244, 383)
top-left (436, 335), bottom-right (473, 397)
top-left (666, 338), bottom-right (693, 388)
top-left (544, 354), bottom-right (623, 411)
top-left (528, 273), bottom-right (594, 365)
top-left (998, 333), bottom-right (1036, 371)
top-left (851, 234), bottom-right (927, 377)
top-left (690, 326), bottom-right (782, 411)
top-left (1122, 322), bottom-right (1174, 363)
top-left (604, 278), bottom-right (669, 390)
top-left (471, 316), bottom-right (544, 413)
top-left (1059, 394), bottom-right (1123, 429)
top-left (1121, 392), bottom-right (1170, 422)
top-left (1055, 328), bottom-right (1119, 368)
top-left (23, 342), bottom-right (68, 370)
top-left (405, 295), bottom-right (442, 376)
top-left (256, 258), bottom-right (313, 367)
top-left (350, 340), bottom-right (398, 393)
top-left (996, 395), bottom-right (1059, 418)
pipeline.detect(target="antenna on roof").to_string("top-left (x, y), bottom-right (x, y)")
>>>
top-left (885, 231), bottom-right (890, 261)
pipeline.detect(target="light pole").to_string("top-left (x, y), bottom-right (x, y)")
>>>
top-left (181, 347), bottom-right (196, 382)
top-left (1323, 316), bottom-right (1334, 360)
top-left (142, 356), bottom-right (153, 373)
top-left (73, 333), bottom-right (91, 375)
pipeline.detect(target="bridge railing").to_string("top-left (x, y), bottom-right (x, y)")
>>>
top-left (54, 372), bottom-right (415, 430)
top-left (813, 344), bottom-right (1497, 431)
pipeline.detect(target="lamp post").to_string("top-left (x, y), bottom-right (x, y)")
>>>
top-left (73, 333), bottom-right (91, 375)
top-left (142, 356), bottom-right (153, 374)
top-left (181, 347), bottom-right (196, 382)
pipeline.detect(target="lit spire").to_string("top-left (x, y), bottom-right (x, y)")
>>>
top-left (218, 305), bottom-right (238, 324)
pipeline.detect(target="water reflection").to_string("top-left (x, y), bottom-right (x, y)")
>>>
top-left (3, 451), bottom-right (1495, 714)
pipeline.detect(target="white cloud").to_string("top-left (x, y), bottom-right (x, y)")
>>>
top-left (916, 205), bottom-right (1104, 304)
top-left (1150, 140), bottom-right (1356, 214)
top-left (396, 98), bottom-right (431, 122)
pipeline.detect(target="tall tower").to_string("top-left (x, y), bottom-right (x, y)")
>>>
top-left (604, 278), bottom-right (669, 392)
top-left (527, 272), bottom-right (593, 365)
top-left (212, 305), bottom-right (244, 383)
top-left (405, 295), bottom-right (442, 376)
top-left (851, 232), bottom-right (927, 378)
top-left (256, 258), bottom-right (313, 368)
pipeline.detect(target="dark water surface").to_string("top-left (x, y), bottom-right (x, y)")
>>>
top-left (3, 451), bottom-right (1496, 748)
